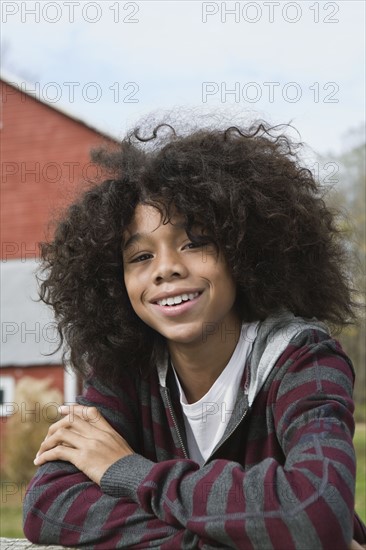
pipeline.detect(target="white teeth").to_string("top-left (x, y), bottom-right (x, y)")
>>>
top-left (157, 291), bottom-right (200, 306)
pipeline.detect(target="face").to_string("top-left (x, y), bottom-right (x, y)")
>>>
top-left (122, 204), bottom-right (240, 347)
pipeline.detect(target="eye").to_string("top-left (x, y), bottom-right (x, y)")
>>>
top-left (184, 241), bottom-right (201, 249)
top-left (184, 239), bottom-right (215, 251)
top-left (131, 253), bottom-right (152, 263)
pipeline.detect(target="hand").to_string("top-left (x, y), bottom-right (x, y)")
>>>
top-left (34, 404), bottom-right (135, 485)
top-left (349, 540), bottom-right (366, 549)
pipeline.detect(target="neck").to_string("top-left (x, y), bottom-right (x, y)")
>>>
top-left (168, 316), bottom-right (242, 404)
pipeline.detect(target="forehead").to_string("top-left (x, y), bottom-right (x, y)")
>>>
top-left (124, 204), bottom-right (183, 237)
top-left (122, 204), bottom-right (187, 251)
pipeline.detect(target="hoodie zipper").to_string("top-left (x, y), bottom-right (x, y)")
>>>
top-left (164, 386), bottom-right (250, 465)
top-left (201, 364), bottom-right (252, 466)
top-left (202, 406), bottom-right (250, 467)
top-left (162, 361), bottom-right (253, 464)
top-left (164, 387), bottom-right (189, 459)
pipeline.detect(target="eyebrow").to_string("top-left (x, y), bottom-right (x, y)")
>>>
top-left (123, 232), bottom-right (144, 252)
top-left (123, 223), bottom-right (189, 253)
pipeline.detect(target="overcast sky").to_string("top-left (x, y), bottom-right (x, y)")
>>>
top-left (1, 1), bottom-right (365, 368)
top-left (2, 0), bottom-right (365, 157)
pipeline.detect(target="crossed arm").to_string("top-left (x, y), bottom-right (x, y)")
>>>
top-left (26, 400), bottom-right (366, 549)
top-left (24, 339), bottom-right (366, 549)
top-left (33, 404), bottom-right (135, 486)
top-left (23, 391), bottom-right (221, 548)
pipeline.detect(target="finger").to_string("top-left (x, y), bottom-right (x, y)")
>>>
top-left (349, 540), bottom-right (365, 550)
top-left (46, 412), bottom-right (90, 440)
top-left (58, 405), bottom-right (115, 436)
top-left (39, 413), bottom-right (108, 457)
top-left (36, 427), bottom-right (83, 460)
top-left (349, 540), bottom-right (366, 550)
top-left (58, 404), bottom-right (102, 424)
top-left (34, 443), bottom-right (79, 466)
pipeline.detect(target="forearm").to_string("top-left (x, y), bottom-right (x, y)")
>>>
top-left (23, 376), bottom-right (204, 549)
top-left (99, 338), bottom-right (358, 549)
top-left (23, 461), bottom-right (206, 549)
top-left (100, 425), bottom-right (355, 550)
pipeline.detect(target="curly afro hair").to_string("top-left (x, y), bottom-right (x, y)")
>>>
top-left (38, 119), bottom-right (356, 383)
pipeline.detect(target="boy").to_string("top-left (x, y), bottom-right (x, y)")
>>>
top-left (24, 121), bottom-right (366, 548)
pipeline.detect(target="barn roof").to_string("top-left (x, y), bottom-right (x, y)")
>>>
top-left (1, 70), bottom-right (120, 143)
top-left (1, 71), bottom-right (121, 368)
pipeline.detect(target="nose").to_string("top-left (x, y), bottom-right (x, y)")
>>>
top-left (153, 248), bottom-right (188, 283)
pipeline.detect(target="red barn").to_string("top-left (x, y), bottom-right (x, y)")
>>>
top-left (0, 72), bottom-right (118, 432)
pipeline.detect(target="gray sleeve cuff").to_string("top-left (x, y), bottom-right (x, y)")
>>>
top-left (100, 454), bottom-right (155, 500)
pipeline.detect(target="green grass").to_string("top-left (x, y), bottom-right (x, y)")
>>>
top-left (0, 481), bottom-right (26, 539)
top-left (355, 423), bottom-right (366, 522)
top-left (0, 505), bottom-right (24, 538)
top-left (1, 425), bottom-right (365, 538)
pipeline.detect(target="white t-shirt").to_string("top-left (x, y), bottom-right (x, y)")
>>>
top-left (171, 322), bottom-right (259, 466)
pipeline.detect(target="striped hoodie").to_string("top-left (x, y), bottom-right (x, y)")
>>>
top-left (23, 311), bottom-right (366, 549)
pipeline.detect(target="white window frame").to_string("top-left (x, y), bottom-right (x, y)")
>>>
top-left (0, 376), bottom-right (16, 416)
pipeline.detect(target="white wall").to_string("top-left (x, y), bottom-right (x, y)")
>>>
top-left (1, 258), bottom-right (63, 366)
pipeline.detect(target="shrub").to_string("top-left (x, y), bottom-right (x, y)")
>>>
top-left (2, 376), bottom-right (62, 483)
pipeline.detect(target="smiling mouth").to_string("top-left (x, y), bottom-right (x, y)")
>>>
top-left (152, 291), bottom-right (204, 315)
top-left (155, 291), bottom-right (202, 307)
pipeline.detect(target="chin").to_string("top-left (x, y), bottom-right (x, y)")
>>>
top-left (163, 327), bottom-right (203, 346)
